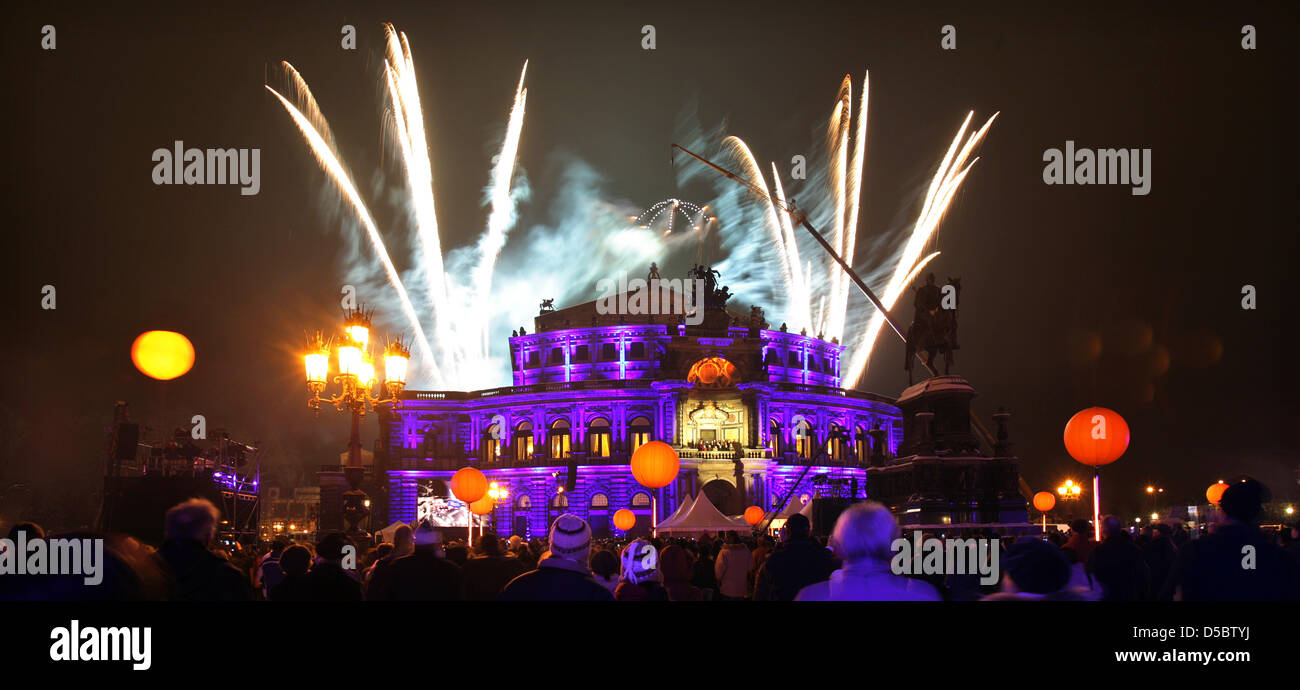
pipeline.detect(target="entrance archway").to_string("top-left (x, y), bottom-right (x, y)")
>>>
top-left (701, 478), bottom-right (743, 516)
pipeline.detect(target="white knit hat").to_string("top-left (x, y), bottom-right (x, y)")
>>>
top-left (547, 513), bottom-right (592, 562)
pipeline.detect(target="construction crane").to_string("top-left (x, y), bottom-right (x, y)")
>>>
top-left (669, 144), bottom-right (1000, 451)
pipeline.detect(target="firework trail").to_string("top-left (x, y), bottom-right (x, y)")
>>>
top-left (264, 84), bottom-right (440, 381)
top-left (382, 25), bottom-right (452, 374)
top-left (840, 111), bottom-right (998, 386)
top-left (470, 61), bottom-right (528, 367)
top-left (271, 23), bottom-right (530, 389)
top-left (684, 71), bottom-right (992, 386)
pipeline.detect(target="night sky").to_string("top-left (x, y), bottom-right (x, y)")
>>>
top-left (4, 0), bottom-right (1297, 527)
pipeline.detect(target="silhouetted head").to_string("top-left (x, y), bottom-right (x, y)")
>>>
top-left (785, 513), bottom-right (811, 540)
top-left (279, 545), bottom-right (311, 577)
top-left (1220, 478), bottom-right (1270, 524)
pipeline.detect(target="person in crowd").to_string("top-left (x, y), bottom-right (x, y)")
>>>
top-left (615, 538), bottom-right (668, 601)
top-left (753, 513), bottom-right (836, 601)
top-left (253, 539), bottom-right (288, 600)
top-left (303, 532), bottom-right (362, 601)
top-left (589, 548), bottom-right (620, 596)
top-left (268, 545), bottom-right (313, 601)
top-left (982, 537), bottom-right (1088, 601)
top-left (658, 544), bottom-right (702, 601)
top-left (462, 533), bottom-right (527, 601)
top-left (499, 514), bottom-right (613, 601)
top-left (795, 501), bottom-right (940, 601)
top-left (365, 524), bottom-right (413, 601)
top-left (1284, 522), bottom-right (1300, 561)
top-left (153, 498), bottom-right (251, 601)
top-left (690, 542), bottom-right (718, 597)
top-left (444, 542), bottom-right (469, 567)
top-left (1168, 479), bottom-right (1300, 601)
top-left (383, 522), bottom-right (464, 601)
top-left (1142, 523), bottom-right (1178, 601)
top-left (1087, 516), bottom-right (1150, 601)
top-left (714, 531), bottom-right (752, 600)
top-left (362, 543), bottom-right (394, 582)
top-left (1063, 518), bottom-right (1097, 566)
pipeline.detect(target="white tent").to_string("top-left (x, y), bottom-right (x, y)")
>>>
top-left (655, 492), bottom-right (697, 530)
top-left (657, 490), bottom-right (749, 534)
top-left (376, 521), bottom-right (409, 544)
top-left (765, 496), bottom-right (815, 531)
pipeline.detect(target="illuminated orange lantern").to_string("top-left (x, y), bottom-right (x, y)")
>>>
top-left (613, 509), bottom-right (636, 531)
top-left (450, 467), bottom-right (488, 504)
top-left (1032, 491), bottom-right (1056, 513)
top-left (630, 441), bottom-right (679, 489)
top-left (469, 494), bottom-right (495, 515)
top-left (1063, 407), bottom-right (1130, 467)
top-left (743, 506), bottom-right (764, 525)
top-left (131, 330), bottom-right (195, 380)
top-left (1206, 481), bottom-right (1228, 506)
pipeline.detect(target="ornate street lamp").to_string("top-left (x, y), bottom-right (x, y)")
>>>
top-left (304, 308), bottom-right (411, 535)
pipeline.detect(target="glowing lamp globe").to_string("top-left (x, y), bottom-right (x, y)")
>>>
top-left (743, 506), bottom-right (765, 526)
top-left (630, 441), bottom-right (679, 489)
top-left (450, 467), bottom-right (488, 504)
top-left (469, 494), bottom-right (495, 516)
top-left (1206, 481), bottom-right (1228, 506)
top-left (1064, 407), bottom-right (1130, 467)
top-left (613, 509), bottom-right (636, 531)
top-left (1032, 491), bottom-right (1056, 513)
top-left (131, 331), bottom-right (195, 381)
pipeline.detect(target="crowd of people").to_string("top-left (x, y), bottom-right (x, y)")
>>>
top-left (2, 478), bottom-right (1297, 601)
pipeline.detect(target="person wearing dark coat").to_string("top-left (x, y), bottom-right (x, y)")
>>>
top-left (462, 534), bottom-right (527, 601)
top-left (1168, 480), bottom-right (1300, 601)
top-left (153, 499), bottom-right (251, 601)
top-left (753, 514), bottom-right (836, 601)
top-left (303, 532), bottom-right (363, 602)
top-left (499, 514), bottom-right (614, 602)
top-left (1086, 516), bottom-right (1150, 601)
top-left (383, 523), bottom-right (465, 601)
top-left (269, 545), bottom-right (313, 601)
top-left (1142, 523), bottom-right (1178, 601)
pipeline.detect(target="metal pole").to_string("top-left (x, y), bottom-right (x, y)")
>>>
top-left (1093, 468), bottom-right (1102, 542)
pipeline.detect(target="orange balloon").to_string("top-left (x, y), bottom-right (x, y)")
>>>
top-left (1206, 482), bottom-right (1228, 506)
top-left (1032, 491), bottom-right (1056, 513)
top-left (630, 441), bottom-right (679, 489)
top-left (1064, 407), bottom-right (1130, 467)
top-left (469, 494), bottom-right (495, 515)
top-left (131, 330), bottom-right (195, 380)
top-left (743, 506), bottom-right (765, 525)
top-left (450, 467), bottom-right (488, 504)
top-left (613, 508), bottom-right (636, 531)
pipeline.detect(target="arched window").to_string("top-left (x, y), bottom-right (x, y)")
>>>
top-left (855, 424), bottom-right (870, 462)
top-left (769, 419), bottom-right (781, 453)
top-left (587, 417), bottom-right (611, 457)
top-left (590, 493), bottom-right (609, 508)
top-left (827, 423), bottom-right (846, 460)
top-left (483, 422), bottom-right (501, 463)
top-left (549, 419), bottom-right (571, 459)
top-left (794, 417), bottom-right (813, 459)
top-left (629, 416), bottom-right (652, 452)
top-left (550, 493), bottom-right (569, 509)
top-left (631, 492), bottom-right (651, 508)
top-left (517, 494), bottom-right (531, 509)
top-left (514, 421), bottom-right (534, 461)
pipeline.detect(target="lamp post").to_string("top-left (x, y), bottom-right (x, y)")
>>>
top-left (304, 308), bottom-right (410, 536)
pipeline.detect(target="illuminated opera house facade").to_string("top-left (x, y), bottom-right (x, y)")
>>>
top-left (367, 277), bottom-right (1026, 539)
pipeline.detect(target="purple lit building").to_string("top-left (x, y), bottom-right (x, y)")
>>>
top-left (371, 276), bottom-right (1026, 539)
